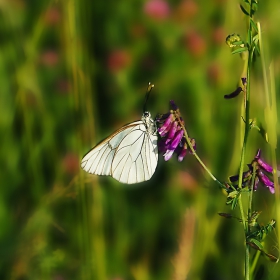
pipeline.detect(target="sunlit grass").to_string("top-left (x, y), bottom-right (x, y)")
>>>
top-left (1, 0), bottom-right (280, 279)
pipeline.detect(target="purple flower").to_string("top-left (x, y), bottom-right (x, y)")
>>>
top-left (169, 129), bottom-right (184, 149)
top-left (158, 114), bottom-right (174, 137)
top-left (177, 145), bottom-right (187, 162)
top-left (252, 149), bottom-right (275, 193)
top-left (163, 129), bottom-right (184, 161)
top-left (156, 100), bottom-right (196, 161)
top-left (166, 121), bottom-right (178, 143)
top-left (228, 149), bottom-right (276, 194)
top-left (254, 149), bottom-right (273, 173)
top-left (257, 170), bottom-right (275, 194)
top-left (241, 77), bottom-right (247, 86)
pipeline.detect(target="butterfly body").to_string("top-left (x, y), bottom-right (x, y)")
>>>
top-left (81, 111), bottom-right (158, 184)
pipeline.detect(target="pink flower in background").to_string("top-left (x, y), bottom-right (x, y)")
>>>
top-left (173, 0), bottom-right (198, 23)
top-left (184, 30), bottom-right (206, 57)
top-left (212, 27), bottom-right (226, 45)
top-left (144, 0), bottom-right (170, 20)
top-left (40, 50), bottom-right (59, 67)
top-left (57, 79), bottom-right (71, 95)
top-left (107, 50), bottom-right (131, 72)
top-left (207, 63), bottom-right (222, 86)
top-left (44, 7), bottom-right (61, 25)
top-left (62, 153), bottom-right (80, 175)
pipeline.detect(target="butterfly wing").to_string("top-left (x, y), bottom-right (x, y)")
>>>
top-left (81, 120), bottom-right (158, 184)
top-left (111, 121), bottom-right (158, 184)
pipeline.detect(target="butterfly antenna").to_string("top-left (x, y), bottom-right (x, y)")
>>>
top-left (143, 82), bottom-right (154, 113)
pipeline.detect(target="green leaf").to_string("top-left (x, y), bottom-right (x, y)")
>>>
top-left (251, 120), bottom-right (269, 143)
top-left (240, 4), bottom-right (250, 16)
top-left (247, 237), bottom-right (279, 263)
top-left (265, 219), bottom-right (276, 233)
top-left (231, 196), bottom-right (238, 210)
top-left (248, 238), bottom-right (264, 251)
top-left (231, 47), bottom-right (248, 54)
top-left (232, 40), bottom-right (245, 46)
top-left (253, 34), bottom-right (259, 43)
top-left (250, 19), bottom-right (258, 33)
top-left (227, 190), bottom-right (238, 198)
top-left (253, 35), bottom-right (260, 55)
top-left (247, 29), bottom-right (252, 46)
top-left (252, 2), bottom-right (258, 12)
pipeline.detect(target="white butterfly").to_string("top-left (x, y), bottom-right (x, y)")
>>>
top-left (81, 105), bottom-right (158, 184)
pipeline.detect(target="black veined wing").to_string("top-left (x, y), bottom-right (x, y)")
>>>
top-left (81, 111), bottom-right (158, 184)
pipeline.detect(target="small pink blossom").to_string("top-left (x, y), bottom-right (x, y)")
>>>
top-left (184, 30), bottom-right (206, 57)
top-left (144, 0), bottom-right (170, 20)
top-left (107, 50), bottom-right (131, 72)
top-left (44, 8), bottom-right (61, 25)
top-left (40, 50), bottom-right (59, 67)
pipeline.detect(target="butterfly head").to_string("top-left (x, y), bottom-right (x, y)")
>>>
top-left (142, 111), bottom-right (157, 135)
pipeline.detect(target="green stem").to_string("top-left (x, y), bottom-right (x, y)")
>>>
top-left (239, 4), bottom-right (257, 277)
top-left (250, 248), bottom-right (261, 277)
top-left (245, 244), bottom-right (251, 280)
top-left (248, 163), bottom-right (257, 226)
top-left (177, 115), bottom-right (224, 188)
top-left (239, 58), bottom-right (251, 280)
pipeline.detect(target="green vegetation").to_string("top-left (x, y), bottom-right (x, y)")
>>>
top-left (1, 1), bottom-right (279, 279)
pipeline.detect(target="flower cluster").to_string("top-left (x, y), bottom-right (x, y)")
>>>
top-left (228, 149), bottom-right (276, 194)
top-left (156, 100), bottom-right (196, 161)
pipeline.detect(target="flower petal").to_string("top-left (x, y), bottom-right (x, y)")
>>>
top-left (158, 114), bottom-right (173, 136)
top-left (257, 158), bottom-right (273, 173)
top-left (241, 77), bottom-right (247, 85)
top-left (163, 149), bottom-right (174, 161)
top-left (177, 145), bottom-right (187, 162)
top-left (167, 121), bottom-right (178, 140)
top-left (169, 129), bottom-right (184, 150)
top-left (257, 170), bottom-right (275, 193)
top-left (254, 149), bottom-right (261, 159)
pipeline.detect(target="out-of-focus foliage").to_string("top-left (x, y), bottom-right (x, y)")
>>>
top-left (1, 0), bottom-right (279, 279)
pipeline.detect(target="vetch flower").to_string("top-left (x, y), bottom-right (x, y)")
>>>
top-left (254, 149), bottom-right (273, 173)
top-left (241, 77), bottom-right (247, 86)
top-left (158, 113), bottom-right (174, 137)
top-left (257, 170), bottom-right (274, 194)
top-left (177, 143), bottom-right (187, 162)
top-left (156, 100), bottom-right (196, 161)
top-left (163, 129), bottom-right (184, 161)
top-left (166, 121), bottom-right (178, 143)
top-left (228, 149), bottom-right (276, 194)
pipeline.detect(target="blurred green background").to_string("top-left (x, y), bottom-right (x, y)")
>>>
top-left (1, 0), bottom-right (280, 279)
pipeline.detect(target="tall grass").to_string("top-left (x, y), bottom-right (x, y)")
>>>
top-left (1, 0), bottom-right (280, 279)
